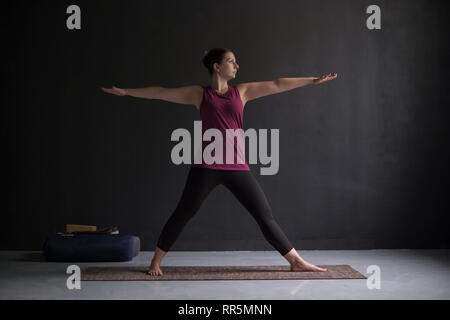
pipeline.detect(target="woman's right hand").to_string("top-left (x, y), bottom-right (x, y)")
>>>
top-left (101, 86), bottom-right (127, 96)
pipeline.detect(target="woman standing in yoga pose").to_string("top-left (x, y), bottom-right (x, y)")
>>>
top-left (102, 48), bottom-right (337, 276)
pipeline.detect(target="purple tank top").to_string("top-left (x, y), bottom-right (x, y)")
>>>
top-left (191, 85), bottom-right (250, 171)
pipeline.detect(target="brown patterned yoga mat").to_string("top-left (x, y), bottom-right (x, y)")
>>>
top-left (81, 265), bottom-right (366, 281)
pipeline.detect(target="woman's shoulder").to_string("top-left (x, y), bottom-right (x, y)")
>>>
top-left (233, 83), bottom-right (244, 96)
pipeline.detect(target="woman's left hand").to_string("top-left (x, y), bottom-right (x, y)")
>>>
top-left (312, 73), bottom-right (338, 85)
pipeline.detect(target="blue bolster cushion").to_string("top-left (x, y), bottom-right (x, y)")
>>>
top-left (43, 234), bottom-right (140, 262)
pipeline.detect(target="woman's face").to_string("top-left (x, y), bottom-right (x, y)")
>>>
top-left (215, 51), bottom-right (239, 79)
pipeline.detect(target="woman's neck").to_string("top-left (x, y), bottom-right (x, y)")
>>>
top-left (210, 74), bottom-right (229, 93)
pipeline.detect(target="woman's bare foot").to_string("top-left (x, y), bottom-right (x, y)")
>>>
top-left (283, 248), bottom-right (327, 272)
top-left (147, 247), bottom-right (167, 276)
top-left (290, 258), bottom-right (327, 272)
top-left (147, 260), bottom-right (163, 276)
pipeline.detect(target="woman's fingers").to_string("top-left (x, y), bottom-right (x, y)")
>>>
top-left (103, 88), bottom-right (116, 94)
top-left (101, 87), bottom-right (113, 94)
top-left (112, 86), bottom-right (126, 95)
top-left (323, 73), bottom-right (337, 80)
top-left (314, 73), bottom-right (337, 84)
top-left (101, 86), bottom-right (125, 96)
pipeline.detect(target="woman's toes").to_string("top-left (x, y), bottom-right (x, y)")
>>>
top-left (147, 268), bottom-right (163, 276)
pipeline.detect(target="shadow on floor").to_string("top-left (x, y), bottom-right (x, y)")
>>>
top-left (15, 252), bottom-right (48, 262)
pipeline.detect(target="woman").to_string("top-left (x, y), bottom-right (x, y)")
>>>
top-left (102, 48), bottom-right (338, 276)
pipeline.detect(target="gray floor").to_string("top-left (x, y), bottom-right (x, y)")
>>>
top-left (0, 249), bottom-right (449, 300)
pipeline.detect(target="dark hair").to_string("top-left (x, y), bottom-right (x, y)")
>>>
top-left (202, 48), bottom-right (233, 76)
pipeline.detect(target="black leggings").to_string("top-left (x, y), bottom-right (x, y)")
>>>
top-left (156, 167), bottom-right (294, 256)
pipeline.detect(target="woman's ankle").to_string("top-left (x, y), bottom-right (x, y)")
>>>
top-left (283, 248), bottom-right (303, 265)
top-left (151, 247), bottom-right (167, 265)
top-left (151, 258), bottom-right (160, 266)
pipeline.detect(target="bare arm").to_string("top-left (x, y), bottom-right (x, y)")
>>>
top-left (236, 73), bottom-right (337, 105)
top-left (276, 77), bottom-right (316, 92)
top-left (101, 85), bottom-right (203, 109)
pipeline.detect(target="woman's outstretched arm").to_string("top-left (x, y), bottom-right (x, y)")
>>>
top-left (101, 85), bottom-right (203, 109)
top-left (277, 73), bottom-right (337, 90)
top-left (236, 73), bottom-right (338, 106)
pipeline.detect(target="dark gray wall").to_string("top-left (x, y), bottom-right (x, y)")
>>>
top-left (3, 0), bottom-right (449, 250)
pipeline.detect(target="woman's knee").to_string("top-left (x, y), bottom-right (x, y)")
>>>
top-left (168, 205), bottom-right (199, 225)
top-left (253, 207), bottom-right (276, 228)
top-left (259, 206), bottom-right (274, 220)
